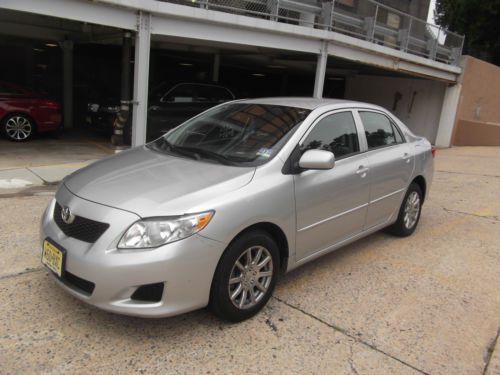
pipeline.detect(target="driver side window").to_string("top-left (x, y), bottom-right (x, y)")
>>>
top-left (164, 84), bottom-right (196, 103)
top-left (301, 111), bottom-right (360, 159)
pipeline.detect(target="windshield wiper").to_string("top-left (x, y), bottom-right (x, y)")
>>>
top-left (150, 139), bottom-right (236, 165)
top-left (148, 139), bottom-right (200, 161)
top-left (177, 146), bottom-right (237, 166)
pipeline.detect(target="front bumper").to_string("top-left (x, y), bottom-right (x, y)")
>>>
top-left (40, 185), bottom-right (225, 317)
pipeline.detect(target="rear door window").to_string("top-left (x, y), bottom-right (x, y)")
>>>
top-left (196, 85), bottom-right (233, 103)
top-left (164, 84), bottom-right (196, 103)
top-left (359, 111), bottom-right (404, 149)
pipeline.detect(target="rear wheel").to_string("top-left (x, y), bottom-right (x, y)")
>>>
top-left (387, 182), bottom-right (423, 237)
top-left (209, 230), bottom-right (279, 322)
top-left (2, 114), bottom-right (35, 141)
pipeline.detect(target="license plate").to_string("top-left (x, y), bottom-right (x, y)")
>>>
top-left (41, 239), bottom-right (66, 278)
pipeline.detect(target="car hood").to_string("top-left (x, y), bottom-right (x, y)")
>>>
top-left (64, 146), bottom-right (255, 217)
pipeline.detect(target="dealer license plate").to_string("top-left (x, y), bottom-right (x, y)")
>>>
top-left (41, 239), bottom-right (65, 278)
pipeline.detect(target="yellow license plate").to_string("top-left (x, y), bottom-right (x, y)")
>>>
top-left (41, 240), bottom-right (65, 278)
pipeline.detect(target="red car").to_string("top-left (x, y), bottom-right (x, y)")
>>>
top-left (0, 81), bottom-right (61, 141)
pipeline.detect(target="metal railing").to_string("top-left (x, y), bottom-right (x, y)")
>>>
top-left (159, 0), bottom-right (465, 65)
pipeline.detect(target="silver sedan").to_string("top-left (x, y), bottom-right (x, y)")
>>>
top-left (40, 98), bottom-right (434, 322)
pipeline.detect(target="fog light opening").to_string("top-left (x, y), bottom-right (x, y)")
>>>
top-left (130, 282), bottom-right (164, 302)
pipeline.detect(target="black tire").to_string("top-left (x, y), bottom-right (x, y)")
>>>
top-left (387, 182), bottom-right (423, 237)
top-left (209, 230), bottom-right (279, 322)
top-left (1, 113), bottom-right (35, 142)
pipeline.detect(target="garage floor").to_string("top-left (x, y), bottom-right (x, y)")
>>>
top-left (0, 147), bottom-right (499, 375)
top-left (0, 130), bottom-right (114, 169)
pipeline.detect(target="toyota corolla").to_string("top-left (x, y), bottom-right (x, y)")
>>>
top-left (40, 98), bottom-right (434, 322)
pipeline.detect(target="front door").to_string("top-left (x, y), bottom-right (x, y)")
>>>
top-left (294, 110), bottom-right (370, 261)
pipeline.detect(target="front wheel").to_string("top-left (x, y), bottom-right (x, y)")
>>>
top-left (387, 182), bottom-right (423, 237)
top-left (209, 230), bottom-right (279, 322)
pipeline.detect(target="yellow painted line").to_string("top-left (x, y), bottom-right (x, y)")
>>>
top-left (82, 139), bottom-right (115, 155)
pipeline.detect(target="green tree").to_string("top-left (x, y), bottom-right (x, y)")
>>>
top-left (435, 0), bottom-right (500, 65)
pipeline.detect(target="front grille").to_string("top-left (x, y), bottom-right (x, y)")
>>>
top-left (62, 271), bottom-right (95, 296)
top-left (54, 202), bottom-right (109, 243)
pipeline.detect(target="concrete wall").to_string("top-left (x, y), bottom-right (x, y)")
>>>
top-left (452, 56), bottom-right (500, 146)
top-left (345, 75), bottom-right (446, 142)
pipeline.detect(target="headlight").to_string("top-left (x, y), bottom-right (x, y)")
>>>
top-left (118, 211), bottom-right (214, 249)
top-left (105, 105), bottom-right (121, 113)
top-left (88, 103), bottom-right (99, 112)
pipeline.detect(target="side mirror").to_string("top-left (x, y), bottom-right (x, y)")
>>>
top-left (298, 149), bottom-right (335, 170)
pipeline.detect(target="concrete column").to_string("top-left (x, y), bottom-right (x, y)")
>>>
top-left (25, 46), bottom-right (34, 87)
top-left (435, 82), bottom-right (462, 147)
top-left (62, 40), bottom-right (74, 129)
top-left (131, 12), bottom-right (151, 147)
top-left (212, 53), bottom-right (220, 83)
top-left (111, 32), bottom-right (133, 146)
top-left (121, 32), bottom-right (132, 101)
top-left (313, 42), bottom-right (328, 99)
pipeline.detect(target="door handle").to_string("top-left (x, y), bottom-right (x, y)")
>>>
top-left (403, 153), bottom-right (412, 163)
top-left (356, 166), bottom-right (369, 177)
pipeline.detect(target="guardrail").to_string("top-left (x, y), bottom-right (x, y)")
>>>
top-left (160, 0), bottom-right (464, 65)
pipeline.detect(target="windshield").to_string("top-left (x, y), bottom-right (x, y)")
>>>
top-left (147, 103), bottom-right (310, 166)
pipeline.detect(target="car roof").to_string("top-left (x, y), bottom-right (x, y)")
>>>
top-left (237, 97), bottom-right (377, 110)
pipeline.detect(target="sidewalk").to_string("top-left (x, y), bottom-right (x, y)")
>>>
top-left (0, 132), bottom-right (121, 195)
top-left (0, 160), bottom-right (97, 193)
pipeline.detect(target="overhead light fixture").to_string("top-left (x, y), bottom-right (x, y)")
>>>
top-left (252, 73), bottom-right (266, 77)
top-left (267, 65), bottom-right (286, 69)
top-left (33, 48), bottom-right (44, 52)
top-left (328, 77), bottom-right (345, 81)
top-left (179, 62), bottom-right (194, 66)
top-left (45, 43), bottom-right (58, 47)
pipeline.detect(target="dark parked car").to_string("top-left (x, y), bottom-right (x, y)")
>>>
top-left (86, 82), bottom-right (235, 142)
top-left (85, 99), bottom-right (121, 135)
top-left (0, 81), bottom-right (61, 141)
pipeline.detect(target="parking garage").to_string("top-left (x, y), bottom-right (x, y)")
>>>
top-left (0, 0), bottom-right (464, 150)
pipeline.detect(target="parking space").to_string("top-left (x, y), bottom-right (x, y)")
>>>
top-left (1, 146), bottom-right (499, 374)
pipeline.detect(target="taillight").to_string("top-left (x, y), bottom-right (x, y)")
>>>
top-left (431, 146), bottom-right (436, 158)
top-left (43, 100), bottom-right (60, 109)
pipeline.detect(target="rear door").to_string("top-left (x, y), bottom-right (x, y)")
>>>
top-left (294, 110), bottom-right (370, 261)
top-left (355, 110), bottom-right (415, 229)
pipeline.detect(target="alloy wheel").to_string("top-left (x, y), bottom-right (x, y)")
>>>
top-left (403, 191), bottom-right (420, 229)
top-left (5, 116), bottom-right (32, 141)
top-left (228, 246), bottom-right (273, 310)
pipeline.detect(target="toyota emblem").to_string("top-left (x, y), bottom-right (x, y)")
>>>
top-left (61, 206), bottom-right (75, 224)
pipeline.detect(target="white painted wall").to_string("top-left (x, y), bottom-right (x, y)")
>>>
top-left (345, 75), bottom-right (447, 143)
top-left (435, 83), bottom-right (462, 147)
